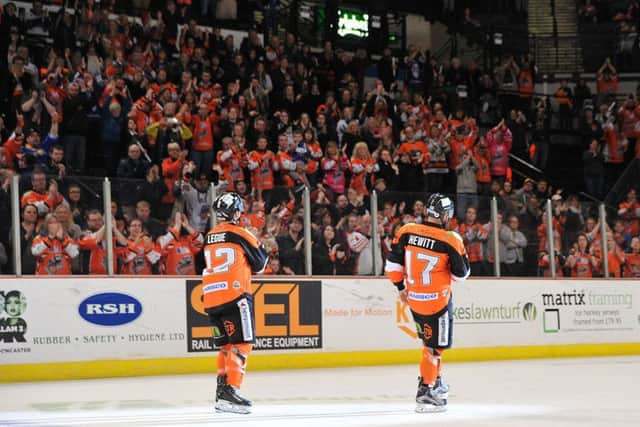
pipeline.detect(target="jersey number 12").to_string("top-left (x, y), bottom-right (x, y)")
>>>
top-left (204, 247), bottom-right (236, 274)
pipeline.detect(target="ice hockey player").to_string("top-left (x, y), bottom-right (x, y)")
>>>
top-left (201, 192), bottom-right (269, 414)
top-left (385, 193), bottom-right (470, 412)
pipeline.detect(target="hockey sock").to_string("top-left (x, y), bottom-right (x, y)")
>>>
top-left (225, 343), bottom-right (253, 388)
top-left (434, 348), bottom-right (444, 377)
top-left (217, 344), bottom-right (231, 377)
top-left (420, 346), bottom-right (441, 386)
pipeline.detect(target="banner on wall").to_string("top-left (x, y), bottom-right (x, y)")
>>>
top-left (185, 280), bottom-right (322, 352)
top-left (0, 279), bottom-right (188, 365)
top-left (1, 278), bottom-right (639, 367)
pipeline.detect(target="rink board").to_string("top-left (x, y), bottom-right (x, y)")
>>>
top-left (1, 277), bottom-right (639, 382)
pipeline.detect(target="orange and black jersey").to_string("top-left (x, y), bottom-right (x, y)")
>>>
top-left (202, 223), bottom-right (269, 309)
top-left (385, 222), bottom-right (470, 314)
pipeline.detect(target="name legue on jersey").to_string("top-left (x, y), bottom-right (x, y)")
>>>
top-left (407, 234), bottom-right (436, 250)
top-left (205, 232), bottom-right (227, 245)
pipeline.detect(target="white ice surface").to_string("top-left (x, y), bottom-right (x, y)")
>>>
top-left (1, 356), bottom-right (639, 426)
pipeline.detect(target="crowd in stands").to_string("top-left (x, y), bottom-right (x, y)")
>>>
top-left (0, 0), bottom-right (639, 278)
top-left (578, 0), bottom-right (640, 71)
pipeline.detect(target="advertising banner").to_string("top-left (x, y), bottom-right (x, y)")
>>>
top-left (185, 279), bottom-right (322, 352)
top-left (321, 279), bottom-right (640, 350)
top-left (0, 278), bottom-right (187, 365)
top-left (1, 278), bottom-right (638, 367)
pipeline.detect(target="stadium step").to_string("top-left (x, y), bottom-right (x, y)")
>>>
top-left (528, 0), bottom-right (582, 73)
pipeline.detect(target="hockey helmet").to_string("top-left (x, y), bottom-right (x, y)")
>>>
top-left (213, 192), bottom-right (244, 222)
top-left (425, 193), bottom-right (454, 222)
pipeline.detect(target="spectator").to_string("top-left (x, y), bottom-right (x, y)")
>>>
top-left (455, 148), bottom-right (479, 220)
top-left (458, 206), bottom-right (489, 276)
top-left (554, 80), bottom-right (574, 130)
top-left (190, 103), bottom-right (216, 178)
top-left (135, 200), bottom-right (165, 239)
top-left (118, 218), bottom-right (161, 275)
top-left (20, 114), bottom-right (60, 172)
top-left (312, 224), bottom-right (339, 275)
top-left (486, 119), bottom-right (513, 185)
top-left (116, 143), bottom-right (150, 220)
top-left (500, 214), bottom-right (528, 276)
top-left (617, 189), bottom-right (640, 237)
top-left (157, 212), bottom-right (203, 275)
top-left (276, 214), bottom-right (305, 275)
top-left (16, 204), bottom-right (39, 275)
top-left (625, 236), bottom-right (640, 277)
top-left (54, 203), bottom-right (82, 240)
top-left (161, 142), bottom-right (188, 219)
top-left (247, 136), bottom-right (276, 204)
top-left (31, 213), bottom-right (79, 275)
top-left (62, 80), bottom-right (93, 174)
top-left (176, 169), bottom-right (215, 234)
top-left (138, 164), bottom-right (169, 219)
top-left (566, 233), bottom-right (600, 277)
top-left (20, 169), bottom-right (65, 218)
top-left (77, 210), bottom-right (128, 274)
top-left (102, 89), bottom-right (132, 175)
top-left (583, 139), bottom-right (605, 199)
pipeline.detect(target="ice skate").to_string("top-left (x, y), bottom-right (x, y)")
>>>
top-left (215, 375), bottom-right (227, 402)
top-left (215, 384), bottom-right (252, 414)
top-left (433, 375), bottom-right (449, 401)
top-left (415, 377), bottom-right (447, 413)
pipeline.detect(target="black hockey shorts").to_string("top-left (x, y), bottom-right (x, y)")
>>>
top-left (411, 299), bottom-right (454, 350)
top-left (206, 294), bottom-right (255, 347)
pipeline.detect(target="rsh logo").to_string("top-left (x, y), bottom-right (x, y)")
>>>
top-left (79, 293), bottom-right (142, 326)
top-left (86, 303), bottom-right (136, 314)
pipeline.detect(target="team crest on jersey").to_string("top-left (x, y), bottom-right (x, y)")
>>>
top-left (224, 320), bottom-right (236, 336)
top-left (233, 281), bottom-right (241, 290)
top-left (423, 324), bottom-right (433, 340)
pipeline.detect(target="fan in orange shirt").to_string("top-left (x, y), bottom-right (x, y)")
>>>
top-left (118, 218), bottom-right (161, 274)
top-left (157, 212), bottom-right (203, 275)
top-left (77, 210), bottom-right (129, 274)
top-left (625, 236), bottom-right (640, 277)
top-left (20, 170), bottom-right (65, 217)
top-left (31, 214), bottom-right (79, 275)
top-left (247, 136), bottom-right (276, 200)
top-left (565, 234), bottom-right (600, 278)
top-left (217, 137), bottom-right (247, 192)
top-left (350, 142), bottom-right (378, 197)
top-left (161, 143), bottom-right (188, 211)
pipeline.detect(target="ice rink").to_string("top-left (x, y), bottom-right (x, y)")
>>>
top-left (1, 356), bottom-right (639, 427)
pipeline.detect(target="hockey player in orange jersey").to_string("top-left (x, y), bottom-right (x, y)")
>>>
top-left (385, 193), bottom-right (470, 413)
top-left (202, 192), bottom-right (268, 414)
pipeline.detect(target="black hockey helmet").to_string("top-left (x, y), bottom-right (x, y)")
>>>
top-left (425, 193), bottom-right (454, 222)
top-left (213, 192), bottom-right (244, 222)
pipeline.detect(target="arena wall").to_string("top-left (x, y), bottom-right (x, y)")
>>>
top-left (1, 278), bottom-right (639, 382)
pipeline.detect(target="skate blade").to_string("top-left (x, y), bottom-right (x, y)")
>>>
top-left (415, 403), bottom-right (447, 413)
top-left (215, 400), bottom-right (251, 414)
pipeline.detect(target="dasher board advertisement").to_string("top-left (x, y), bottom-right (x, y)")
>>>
top-left (186, 279), bottom-right (322, 352)
top-left (0, 278), bottom-right (187, 365)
